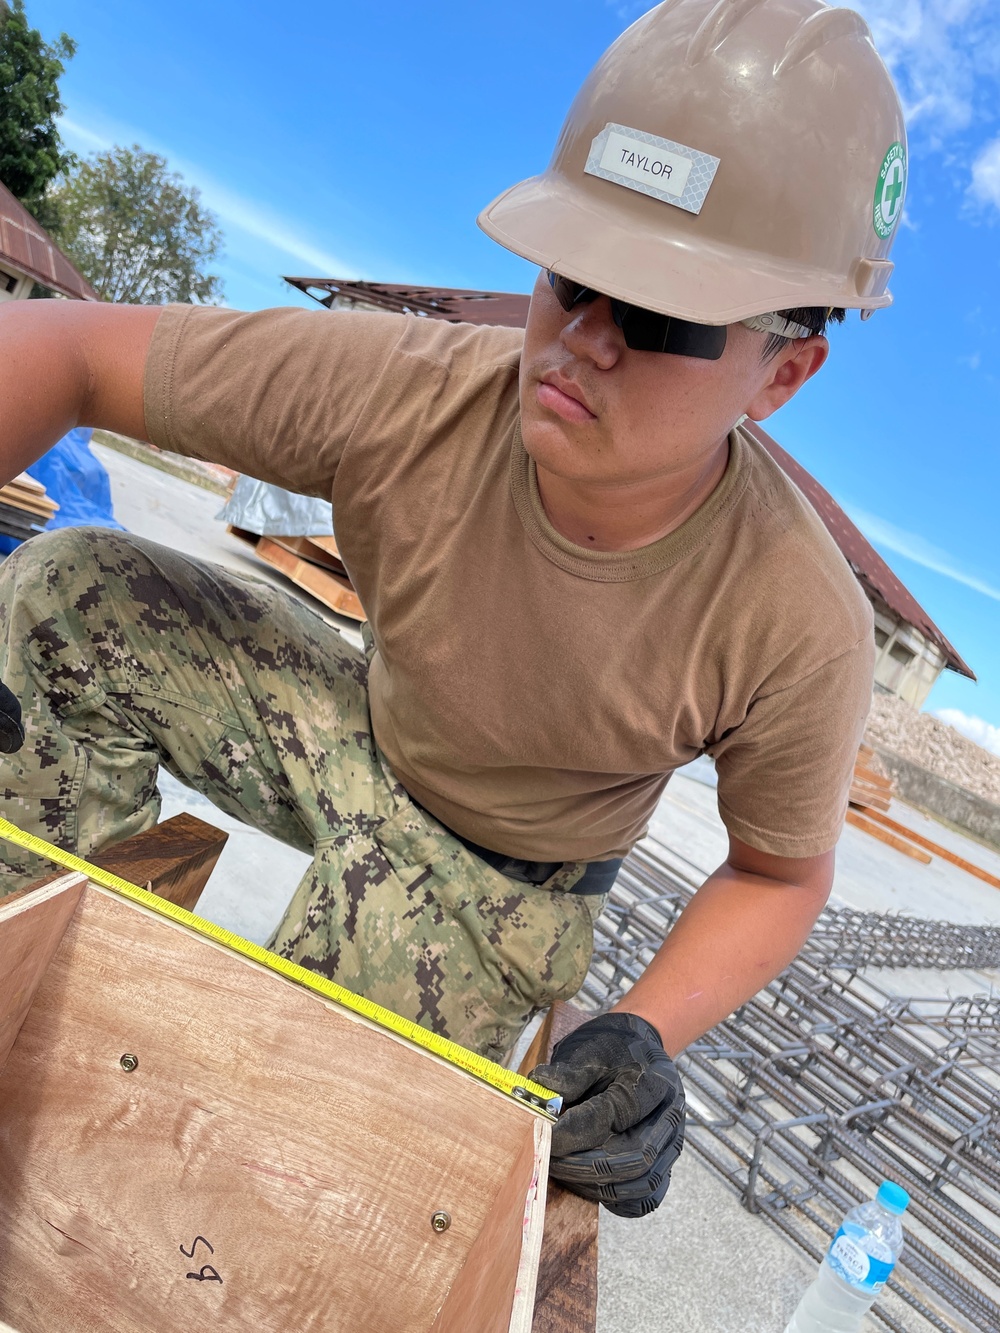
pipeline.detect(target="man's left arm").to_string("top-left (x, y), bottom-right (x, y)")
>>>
top-left (611, 835), bottom-right (834, 1055)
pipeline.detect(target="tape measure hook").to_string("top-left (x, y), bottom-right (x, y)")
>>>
top-left (512, 1085), bottom-right (563, 1117)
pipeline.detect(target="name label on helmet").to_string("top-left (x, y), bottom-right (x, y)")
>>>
top-left (585, 123), bottom-right (720, 215)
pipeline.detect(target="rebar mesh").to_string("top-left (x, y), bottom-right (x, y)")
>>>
top-left (583, 836), bottom-right (1000, 1332)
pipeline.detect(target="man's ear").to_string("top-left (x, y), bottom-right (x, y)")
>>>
top-left (745, 336), bottom-right (829, 422)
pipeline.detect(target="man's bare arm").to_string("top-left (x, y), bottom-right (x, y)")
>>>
top-left (611, 835), bottom-right (835, 1055)
top-left (0, 299), bottom-right (162, 484)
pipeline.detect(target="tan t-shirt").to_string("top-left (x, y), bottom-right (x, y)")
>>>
top-left (144, 305), bottom-right (875, 863)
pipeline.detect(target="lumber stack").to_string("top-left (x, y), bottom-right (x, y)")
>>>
top-left (227, 525), bottom-right (365, 622)
top-left (844, 756), bottom-right (1000, 890)
top-left (0, 473), bottom-right (57, 543)
top-left (849, 743), bottom-right (894, 813)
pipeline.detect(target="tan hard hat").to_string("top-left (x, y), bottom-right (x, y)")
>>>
top-left (478, 0), bottom-right (907, 325)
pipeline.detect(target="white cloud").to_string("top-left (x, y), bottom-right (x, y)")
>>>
top-left (842, 503), bottom-right (1000, 603)
top-left (969, 135), bottom-right (1000, 209)
top-left (851, 0), bottom-right (998, 134)
top-left (930, 707), bottom-right (1000, 755)
top-left (58, 115), bottom-right (363, 280)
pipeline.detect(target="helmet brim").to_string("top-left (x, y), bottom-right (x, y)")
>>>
top-left (478, 173), bottom-right (892, 325)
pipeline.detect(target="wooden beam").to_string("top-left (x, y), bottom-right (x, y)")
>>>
top-left (0, 881), bottom-right (547, 1332)
top-left (301, 533), bottom-right (343, 561)
top-left (522, 1002), bottom-right (599, 1333)
top-left (845, 809), bottom-right (932, 863)
top-left (860, 809), bottom-right (1000, 892)
top-left (254, 536), bottom-right (365, 622)
top-left (227, 526), bottom-right (365, 622)
top-left (0, 874), bottom-right (86, 1076)
top-left (267, 535), bottom-right (350, 579)
top-left (92, 813), bottom-right (229, 912)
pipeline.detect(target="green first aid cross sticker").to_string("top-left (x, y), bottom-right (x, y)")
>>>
top-left (873, 143), bottom-right (906, 239)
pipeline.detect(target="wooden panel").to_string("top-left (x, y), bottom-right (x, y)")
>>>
top-left (0, 875), bottom-right (86, 1077)
top-left (228, 526), bottom-right (365, 622)
top-left (268, 535), bottom-right (350, 579)
top-left (254, 537), bottom-right (365, 622)
top-left (0, 475), bottom-right (57, 520)
top-left (849, 753), bottom-right (893, 813)
top-left (433, 1120), bottom-right (548, 1333)
top-left (860, 809), bottom-right (1000, 891)
top-left (302, 533), bottom-right (343, 561)
top-left (93, 814), bottom-right (229, 912)
top-left (522, 1003), bottom-right (600, 1333)
top-left (0, 884), bottom-right (546, 1333)
top-left (845, 810), bottom-right (932, 863)
top-left (227, 527), bottom-right (350, 578)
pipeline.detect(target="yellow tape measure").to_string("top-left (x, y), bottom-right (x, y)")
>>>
top-left (0, 816), bottom-right (561, 1120)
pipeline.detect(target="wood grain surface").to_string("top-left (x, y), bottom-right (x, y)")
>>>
top-left (859, 808), bottom-right (1000, 890)
top-left (93, 813), bottom-right (229, 912)
top-left (0, 884), bottom-right (546, 1333)
top-left (0, 875), bottom-right (86, 1076)
top-left (266, 535), bottom-right (350, 579)
top-left (845, 809), bottom-right (933, 863)
top-left (255, 537), bottom-right (365, 622)
top-left (433, 1120), bottom-right (548, 1333)
top-left (226, 526), bottom-right (365, 622)
top-left (521, 1002), bottom-right (600, 1333)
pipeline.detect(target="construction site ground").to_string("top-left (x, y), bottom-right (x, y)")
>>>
top-left (22, 441), bottom-right (1000, 1330)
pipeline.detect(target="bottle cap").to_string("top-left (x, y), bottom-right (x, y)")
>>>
top-left (877, 1181), bottom-right (910, 1214)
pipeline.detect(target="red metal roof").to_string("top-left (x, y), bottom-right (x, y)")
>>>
top-left (284, 275), bottom-right (973, 680)
top-left (283, 277), bottom-right (530, 328)
top-left (745, 422), bottom-right (973, 679)
top-left (0, 181), bottom-right (99, 302)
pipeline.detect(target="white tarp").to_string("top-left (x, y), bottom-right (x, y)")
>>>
top-left (217, 475), bottom-right (334, 537)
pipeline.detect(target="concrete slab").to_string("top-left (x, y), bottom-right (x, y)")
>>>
top-left (598, 1151), bottom-right (816, 1333)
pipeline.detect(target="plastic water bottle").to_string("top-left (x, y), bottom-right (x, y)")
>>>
top-left (784, 1181), bottom-right (910, 1332)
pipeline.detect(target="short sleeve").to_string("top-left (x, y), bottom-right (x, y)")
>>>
top-left (142, 305), bottom-right (409, 497)
top-left (709, 633), bottom-right (875, 858)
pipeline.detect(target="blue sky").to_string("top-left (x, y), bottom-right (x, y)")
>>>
top-left (39, 0), bottom-right (1000, 748)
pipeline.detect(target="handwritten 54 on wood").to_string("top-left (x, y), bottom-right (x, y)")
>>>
top-left (181, 1235), bottom-right (222, 1284)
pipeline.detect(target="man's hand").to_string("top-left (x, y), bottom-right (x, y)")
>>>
top-left (0, 681), bottom-right (24, 754)
top-left (530, 1012), bottom-right (685, 1218)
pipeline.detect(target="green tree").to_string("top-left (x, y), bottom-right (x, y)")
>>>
top-left (51, 145), bottom-right (225, 304)
top-left (0, 0), bottom-right (76, 226)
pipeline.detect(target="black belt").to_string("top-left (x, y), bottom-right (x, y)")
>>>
top-left (452, 831), bottom-right (622, 896)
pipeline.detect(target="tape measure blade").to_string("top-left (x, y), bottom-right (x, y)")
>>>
top-left (0, 817), bottom-right (560, 1117)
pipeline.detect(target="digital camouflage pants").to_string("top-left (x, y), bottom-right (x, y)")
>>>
top-left (0, 528), bottom-right (598, 1059)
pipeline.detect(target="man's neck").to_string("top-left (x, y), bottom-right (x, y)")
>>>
top-left (534, 437), bottom-right (731, 552)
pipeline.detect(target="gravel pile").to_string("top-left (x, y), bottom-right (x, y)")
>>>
top-left (865, 691), bottom-right (1000, 806)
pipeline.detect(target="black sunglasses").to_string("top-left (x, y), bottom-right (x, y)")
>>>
top-left (546, 270), bottom-right (728, 360)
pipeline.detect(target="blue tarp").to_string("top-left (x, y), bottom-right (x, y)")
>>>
top-left (0, 428), bottom-right (125, 556)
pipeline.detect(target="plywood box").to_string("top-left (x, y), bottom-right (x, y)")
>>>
top-left (0, 875), bottom-right (549, 1333)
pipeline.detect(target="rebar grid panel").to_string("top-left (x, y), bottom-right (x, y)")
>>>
top-left (582, 835), bottom-right (1000, 1332)
top-left (806, 908), bottom-right (1000, 973)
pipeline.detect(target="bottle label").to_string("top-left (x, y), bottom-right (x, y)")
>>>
top-left (828, 1227), bottom-right (894, 1292)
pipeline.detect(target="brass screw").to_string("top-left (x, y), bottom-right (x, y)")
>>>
top-left (120, 1053), bottom-right (139, 1072)
top-left (431, 1211), bottom-right (451, 1233)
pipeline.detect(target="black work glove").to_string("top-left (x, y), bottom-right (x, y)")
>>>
top-left (0, 680), bottom-right (24, 755)
top-left (530, 1012), bottom-right (685, 1218)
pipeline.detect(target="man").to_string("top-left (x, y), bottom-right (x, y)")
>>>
top-left (0, 0), bottom-right (905, 1216)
